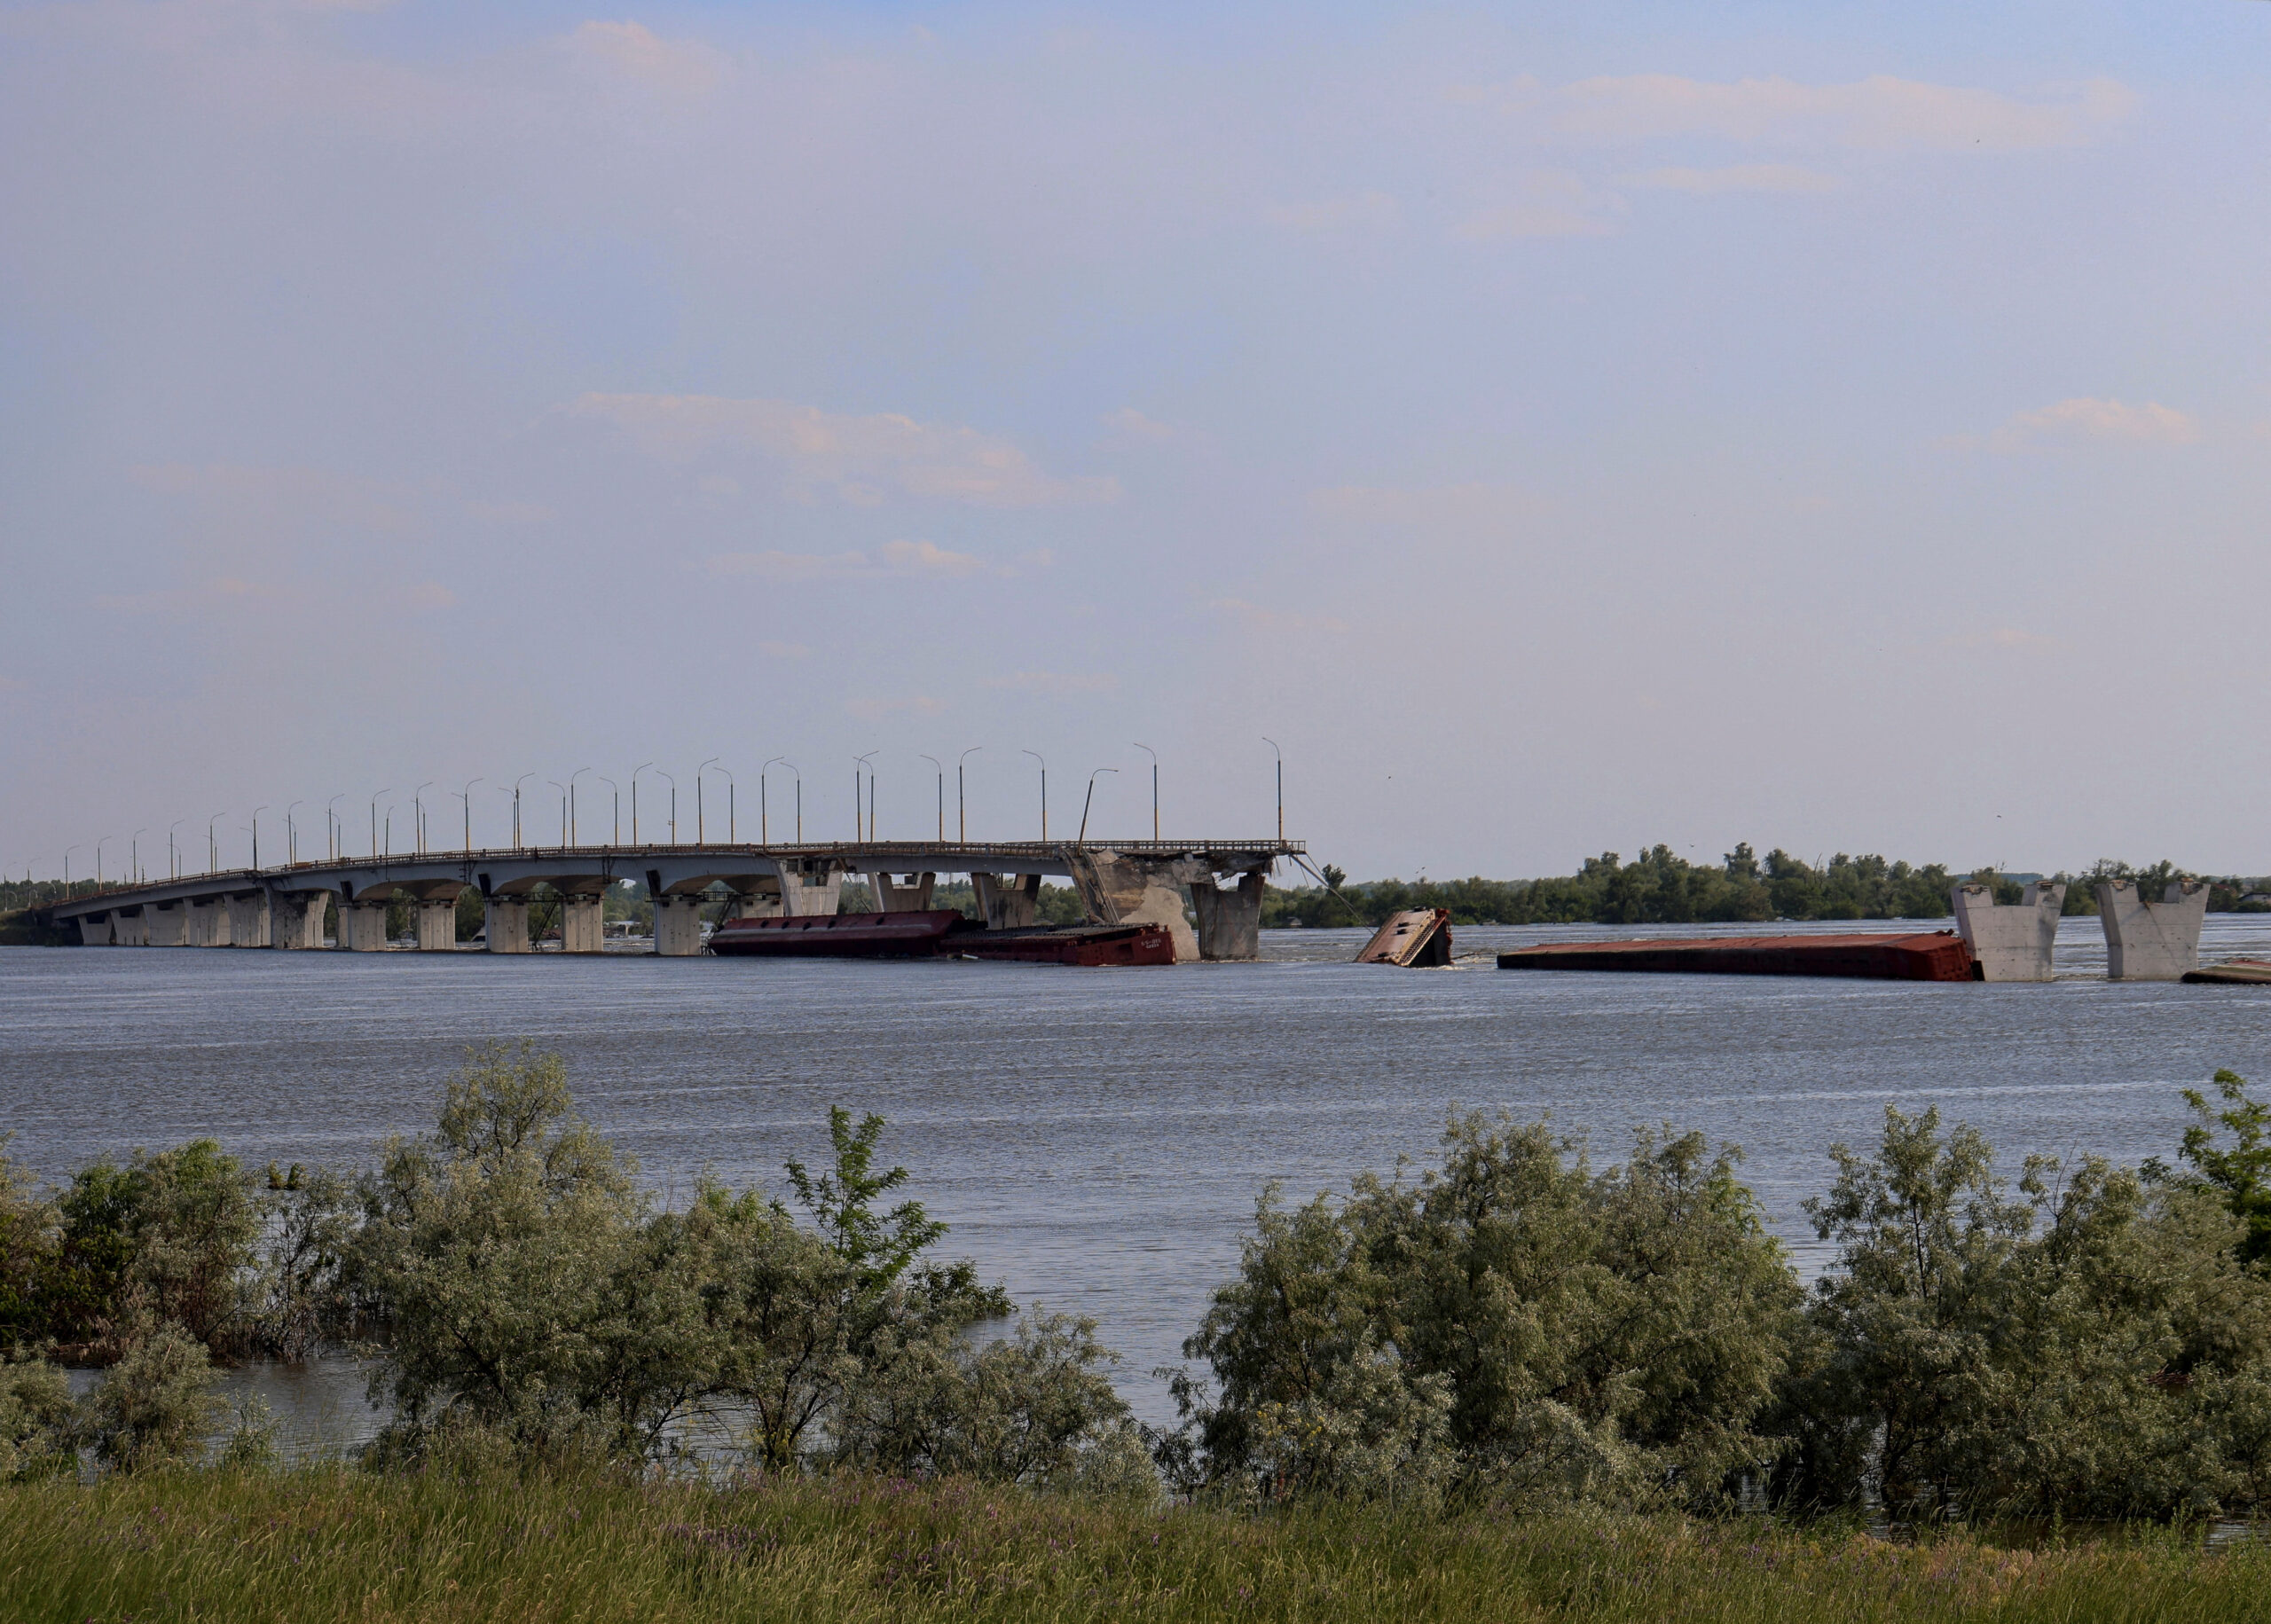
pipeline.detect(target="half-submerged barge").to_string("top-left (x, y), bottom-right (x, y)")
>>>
top-left (706, 910), bottom-right (1173, 966)
top-left (1496, 930), bottom-right (1977, 983)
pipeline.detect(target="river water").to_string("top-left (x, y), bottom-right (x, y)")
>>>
top-left (6, 916), bottom-right (2271, 1444)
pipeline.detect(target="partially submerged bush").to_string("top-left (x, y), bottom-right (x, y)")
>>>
top-left (0, 1353), bottom-right (75, 1480)
top-left (84, 1321), bottom-right (224, 1473)
top-left (1774, 1102), bottom-right (2271, 1522)
top-left (1165, 1115), bottom-right (1800, 1511)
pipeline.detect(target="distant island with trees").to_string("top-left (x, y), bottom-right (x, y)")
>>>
top-left (1264, 845), bottom-right (2271, 930)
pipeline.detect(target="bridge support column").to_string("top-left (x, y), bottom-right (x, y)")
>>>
top-left (869, 872), bottom-right (937, 913)
top-left (185, 896), bottom-right (230, 946)
top-left (561, 894), bottom-right (604, 954)
top-left (76, 912), bottom-right (113, 945)
top-left (113, 907), bottom-right (148, 946)
top-left (147, 900), bottom-right (187, 948)
top-left (483, 897), bottom-right (530, 953)
top-left (414, 898), bottom-right (458, 952)
top-left (340, 900), bottom-right (391, 951)
top-left (225, 891), bottom-right (270, 948)
top-left (1065, 851), bottom-right (1200, 961)
top-left (779, 864), bottom-right (844, 917)
top-left (270, 892), bottom-right (328, 949)
top-left (2095, 877), bottom-right (2211, 980)
top-left (1951, 881), bottom-right (2065, 981)
top-left (972, 873), bottom-right (1041, 929)
top-left (727, 882), bottom-right (782, 920)
top-left (1192, 871), bottom-right (1266, 961)
top-left (655, 894), bottom-right (706, 955)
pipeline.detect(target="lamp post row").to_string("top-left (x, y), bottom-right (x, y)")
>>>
top-left (39, 742), bottom-right (1287, 879)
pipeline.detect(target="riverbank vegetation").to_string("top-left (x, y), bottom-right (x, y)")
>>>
top-left (1263, 849), bottom-right (2271, 929)
top-left (8, 1048), bottom-right (2271, 1618)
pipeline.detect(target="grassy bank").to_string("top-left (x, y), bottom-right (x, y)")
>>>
top-left (2, 1469), bottom-right (2266, 1624)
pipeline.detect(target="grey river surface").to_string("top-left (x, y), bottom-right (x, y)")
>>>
top-left (6, 915), bottom-right (2271, 1440)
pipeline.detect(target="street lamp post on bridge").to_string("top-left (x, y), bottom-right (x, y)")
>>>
top-left (761, 758), bottom-right (788, 845)
top-left (597, 777), bottom-right (618, 846)
top-left (920, 755), bottom-right (944, 842)
top-left (1077, 768), bottom-right (1116, 845)
top-left (369, 793), bottom-right (389, 861)
top-left (1263, 738), bottom-right (1284, 843)
top-left (1134, 744), bottom-right (1159, 841)
top-left (697, 757), bottom-right (719, 843)
top-left (853, 754), bottom-right (876, 842)
top-left (458, 780), bottom-right (483, 853)
top-left (570, 767), bottom-right (593, 846)
top-left (250, 806), bottom-right (267, 870)
top-left (631, 763), bottom-right (654, 845)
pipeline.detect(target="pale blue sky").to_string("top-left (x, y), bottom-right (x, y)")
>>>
top-left (4, 2), bottom-right (2267, 880)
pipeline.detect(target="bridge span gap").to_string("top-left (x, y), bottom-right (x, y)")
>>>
top-left (35, 841), bottom-right (1302, 964)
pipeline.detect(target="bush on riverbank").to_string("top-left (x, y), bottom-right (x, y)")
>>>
top-left (8, 1048), bottom-right (2271, 1534)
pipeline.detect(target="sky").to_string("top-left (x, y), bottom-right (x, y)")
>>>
top-left (3, 0), bottom-right (2267, 883)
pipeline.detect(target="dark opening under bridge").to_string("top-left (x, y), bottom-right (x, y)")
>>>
top-left (38, 839), bottom-right (1306, 962)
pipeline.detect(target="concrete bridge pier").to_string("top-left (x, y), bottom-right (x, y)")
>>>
top-left (225, 891), bottom-right (271, 948)
top-left (2095, 877), bottom-right (2211, 980)
top-left (414, 899), bottom-right (458, 952)
top-left (147, 900), bottom-right (187, 947)
top-left (561, 893), bottom-right (605, 954)
top-left (1068, 850), bottom-right (1203, 961)
top-left (655, 894), bottom-right (706, 956)
top-left (185, 895), bottom-right (230, 946)
top-left (1951, 881), bottom-right (2065, 981)
top-left (113, 906), bottom-right (149, 946)
top-left (778, 863), bottom-right (845, 917)
top-left (726, 881), bottom-right (783, 920)
top-left (1192, 871), bottom-right (1267, 961)
top-left (972, 872), bottom-right (1041, 929)
top-left (340, 898), bottom-right (391, 951)
top-left (869, 872), bottom-right (937, 912)
top-left (483, 896), bottom-right (530, 953)
top-left (270, 891), bottom-right (330, 950)
top-left (76, 911), bottom-right (112, 945)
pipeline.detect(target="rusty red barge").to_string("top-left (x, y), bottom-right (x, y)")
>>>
top-left (706, 910), bottom-right (1174, 967)
top-left (1496, 930), bottom-right (1978, 982)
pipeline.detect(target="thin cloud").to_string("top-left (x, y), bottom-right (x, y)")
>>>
top-left (1989, 397), bottom-right (2199, 452)
top-left (1104, 407), bottom-right (1176, 442)
top-left (572, 393), bottom-right (1121, 508)
top-left (1468, 73), bottom-right (2135, 153)
top-left (1455, 171), bottom-right (1625, 240)
top-left (1201, 597), bottom-right (1351, 635)
top-left (562, 21), bottom-right (728, 99)
top-left (1623, 163), bottom-right (1842, 194)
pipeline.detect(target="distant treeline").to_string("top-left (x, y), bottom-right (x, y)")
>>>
top-left (1265, 846), bottom-right (2271, 930)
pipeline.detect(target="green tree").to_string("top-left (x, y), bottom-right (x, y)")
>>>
top-left (2163, 1069), bottom-right (2271, 1267)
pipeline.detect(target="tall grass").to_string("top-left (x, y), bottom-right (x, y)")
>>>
top-left (3, 1468), bottom-right (2267, 1623)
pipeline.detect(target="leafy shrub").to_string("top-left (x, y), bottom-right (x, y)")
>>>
top-left (1166, 1115), bottom-right (1799, 1511)
top-left (84, 1321), bottom-right (224, 1472)
top-left (0, 1353), bottom-right (75, 1479)
top-left (1773, 1103), bottom-right (2271, 1521)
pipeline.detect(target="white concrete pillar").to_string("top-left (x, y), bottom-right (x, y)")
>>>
top-left (1951, 881), bottom-right (2065, 982)
top-left (655, 893), bottom-right (706, 955)
top-left (225, 891), bottom-right (271, 947)
top-left (1192, 871), bottom-right (1266, 961)
top-left (76, 912), bottom-right (113, 945)
top-left (561, 894), bottom-right (604, 954)
top-left (415, 898), bottom-right (458, 952)
top-left (483, 896), bottom-right (530, 954)
top-left (972, 872), bottom-right (1041, 929)
top-left (778, 865), bottom-right (844, 917)
top-left (340, 900), bottom-right (391, 951)
top-left (727, 884), bottom-right (783, 920)
top-left (185, 895), bottom-right (230, 946)
top-left (113, 907), bottom-right (149, 947)
top-left (147, 901), bottom-right (187, 948)
top-left (270, 892), bottom-right (329, 950)
top-left (869, 872), bottom-right (937, 913)
top-left (2095, 877), bottom-right (2211, 981)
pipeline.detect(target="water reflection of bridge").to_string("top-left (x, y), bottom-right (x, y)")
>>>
top-left (39, 839), bottom-right (1304, 962)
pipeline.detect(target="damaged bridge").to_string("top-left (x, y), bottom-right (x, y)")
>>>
top-left (36, 839), bottom-right (1302, 963)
